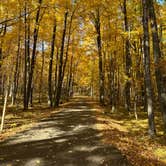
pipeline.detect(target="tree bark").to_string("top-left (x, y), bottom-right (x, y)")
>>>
top-left (0, 46), bottom-right (2, 96)
top-left (0, 77), bottom-right (9, 132)
top-left (0, 23), bottom-right (7, 98)
top-left (148, 0), bottom-right (166, 133)
top-left (123, 0), bottom-right (132, 112)
top-left (24, 2), bottom-right (28, 110)
top-left (53, 47), bottom-right (59, 107)
top-left (109, 53), bottom-right (116, 111)
top-left (0, 87), bottom-right (8, 132)
top-left (142, 0), bottom-right (156, 136)
top-left (48, 19), bottom-right (56, 107)
top-left (26, 0), bottom-right (42, 108)
top-left (12, 10), bottom-right (21, 105)
top-left (54, 11), bottom-right (68, 107)
top-left (39, 41), bottom-right (45, 103)
top-left (94, 8), bottom-right (105, 105)
top-left (62, 10), bottom-right (75, 83)
top-left (65, 53), bottom-right (74, 100)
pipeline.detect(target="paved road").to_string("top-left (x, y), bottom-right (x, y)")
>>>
top-left (0, 97), bottom-right (131, 166)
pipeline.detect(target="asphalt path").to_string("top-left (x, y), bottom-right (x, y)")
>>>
top-left (0, 97), bottom-right (131, 166)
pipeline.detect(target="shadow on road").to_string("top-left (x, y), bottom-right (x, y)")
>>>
top-left (0, 97), bottom-right (131, 166)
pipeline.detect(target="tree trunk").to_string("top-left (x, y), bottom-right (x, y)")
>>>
top-left (0, 77), bottom-right (9, 132)
top-left (12, 11), bottom-right (21, 105)
top-left (142, 0), bottom-right (156, 137)
top-left (66, 54), bottom-right (74, 99)
top-left (39, 41), bottom-right (45, 103)
top-left (48, 19), bottom-right (56, 107)
top-left (62, 10), bottom-right (75, 84)
top-left (123, 0), bottom-right (132, 112)
top-left (24, 2), bottom-right (28, 110)
top-left (0, 47), bottom-right (2, 69)
top-left (0, 46), bottom-right (2, 96)
top-left (54, 11), bottom-right (68, 107)
top-left (53, 48), bottom-right (59, 107)
top-left (0, 88), bottom-right (8, 132)
top-left (30, 85), bottom-right (33, 107)
top-left (0, 24), bottom-right (7, 98)
top-left (26, 0), bottom-right (42, 108)
top-left (94, 8), bottom-right (104, 105)
top-left (148, 0), bottom-right (166, 133)
top-left (109, 53), bottom-right (114, 108)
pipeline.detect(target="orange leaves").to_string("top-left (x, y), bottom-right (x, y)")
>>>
top-left (96, 108), bottom-right (166, 166)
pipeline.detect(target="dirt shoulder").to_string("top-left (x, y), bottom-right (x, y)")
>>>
top-left (0, 104), bottom-right (61, 141)
top-left (95, 106), bottom-right (166, 166)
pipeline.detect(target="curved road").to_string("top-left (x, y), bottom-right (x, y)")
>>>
top-left (0, 97), bottom-right (131, 166)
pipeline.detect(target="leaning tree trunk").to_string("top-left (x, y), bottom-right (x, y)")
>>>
top-left (0, 87), bottom-right (8, 132)
top-left (148, 0), bottom-right (166, 133)
top-left (142, 0), bottom-right (156, 137)
top-left (0, 23), bottom-right (7, 98)
top-left (0, 77), bottom-right (9, 132)
top-left (26, 0), bottom-right (42, 108)
top-left (61, 9), bottom-right (75, 84)
top-left (54, 11), bottom-right (68, 107)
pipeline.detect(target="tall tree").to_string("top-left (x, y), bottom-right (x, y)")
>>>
top-left (142, 0), bottom-right (156, 136)
top-left (24, 1), bottom-right (28, 110)
top-left (26, 0), bottom-right (43, 108)
top-left (48, 18), bottom-right (57, 107)
top-left (39, 41), bottom-right (45, 103)
top-left (93, 8), bottom-right (105, 105)
top-left (12, 10), bottom-right (22, 105)
top-left (123, 0), bottom-right (132, 112)
top-left (148, 0), bottom-right (166, 133)
top-left (54, 11), bottom-right (68, 107)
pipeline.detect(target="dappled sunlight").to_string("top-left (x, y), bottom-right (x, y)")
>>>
top-left (24, 158), bottom-right (44, 166)
top-left (154, 148), bottom-right (166, 163)
top-left (54, 138), bottom-right (68, 143)
top-left (72, 124), bottom-right (90, 132)
top-left (5, 126), bottom-right (66, 145)
top-left (0, 0), bottom-right (165, 163)
top-left (62, 108), bottom-right (88, 112)
top-left (97, 106), bottom-right (166, 166)
top-left (96, 116), bottom-right (128, 132)
top-left (73, 145), bottom-right (99, 152)
top-left (86, 155), bottom-right (105, 163)
top-left (0, 98), bottom-right (130, 166)
top-left (2, 97), bottom-right (165, 166)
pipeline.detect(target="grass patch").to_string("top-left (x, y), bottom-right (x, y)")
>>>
top-left (154, 148), bottom-right (166, 162)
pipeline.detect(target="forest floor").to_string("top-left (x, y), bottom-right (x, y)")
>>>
top-left (0, 97), bottom-right (166, 166)
top-left (97, 106), bottom-right (166, 166)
